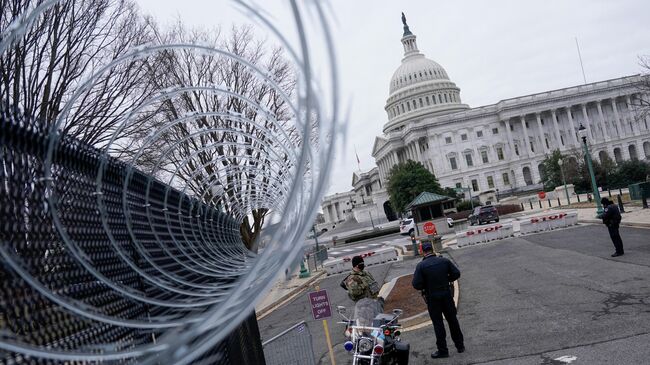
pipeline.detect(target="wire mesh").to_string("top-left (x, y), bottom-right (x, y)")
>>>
top-left (0, 0), bottom-right (340, 363)
top-left (262, 321), bottom-right (316, 365)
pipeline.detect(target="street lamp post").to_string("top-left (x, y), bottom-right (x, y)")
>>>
top-left (557, 158), bottom-right (570, 205)
top-left (578, 124), bottom-right (604, 217)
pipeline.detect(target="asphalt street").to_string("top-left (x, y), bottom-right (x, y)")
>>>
top-left (402, 224), bottom-right (650, 365)
top-left (260, 224), bottom-right (650, 365)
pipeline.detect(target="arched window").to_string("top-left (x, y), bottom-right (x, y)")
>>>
top-left (614, 148), bottom-right (622, 163)
top-left (644, 141), bottom-right (650, 159)
top-left (523, 166), bottom-right (533, 186)
top-left (629, 144), bottom-right (638, 160)
top-left (438, 94), bottom-right (443, 103)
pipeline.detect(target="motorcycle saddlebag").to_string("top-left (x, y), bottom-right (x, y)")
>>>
top-left (394, 341), bottom-right (410, 365)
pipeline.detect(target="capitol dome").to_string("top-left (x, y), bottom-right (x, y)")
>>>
top-left (383, 14), bottom-right (468, 133)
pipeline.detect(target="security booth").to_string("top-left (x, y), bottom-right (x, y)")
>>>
top-left (405, 192), bottom-right (456, 238)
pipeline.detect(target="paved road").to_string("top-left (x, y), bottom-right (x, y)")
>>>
top-left (402, 224), bottom-right (650, 364)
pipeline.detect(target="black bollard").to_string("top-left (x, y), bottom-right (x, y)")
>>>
top-left (643, 196), bottom-right (649, 209)
top-left (547, 198), bottom-right (551, 207)
top-left (577, 194), bottom-right (581, 202)
top-left (557, 197), bottom-right (561, 206)
top-left (538, 200), bottom-right (543, 209)
top-left (521, 203), bottom-right (524, 211)
top-left (617, 194), bottom-right (625, 213)
top-left (608, 189), bottom-right (612, 198)
top-left (529, 201), bottom-right (533, 210)
top-left (619, 188), bottom-right (623, 196)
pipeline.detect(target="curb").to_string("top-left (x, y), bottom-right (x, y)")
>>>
top-left (256, 271), bottom-right (326, 320)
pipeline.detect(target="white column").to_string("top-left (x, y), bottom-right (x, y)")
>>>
top-left (596, 101), bottom-right (611, 141)
top-left (550, 110), bottom-right (563, 150)
top-left (580, 104), bottom-right (595, 143)
top-left (535, 112), bottom-right (549, 154)
top-left (415, 140), bottom-right (423, 162)
top-left (521, 116), bottom-right (533, 156)
top-left (626, 95), bottom-right (640, 135)
top-left (566, 106), bottom-right (579, 146)
top-left (611, 98), bottom-right (625, 138)
top-left (504, 119), bottom-right (515, 159)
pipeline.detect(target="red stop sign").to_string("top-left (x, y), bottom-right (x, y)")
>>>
top-left (423, 221), bottom-right (437, 235)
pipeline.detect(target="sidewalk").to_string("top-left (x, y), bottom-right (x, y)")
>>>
top-left (575, 205), bottom-right (650, 227)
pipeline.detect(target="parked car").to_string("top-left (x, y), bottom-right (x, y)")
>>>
top-left (399, 218), bottom-right (415, 235)
top-left (446, 217), bottom-right (454, 228)
top-left (468, 206), bottom-right (499, 225)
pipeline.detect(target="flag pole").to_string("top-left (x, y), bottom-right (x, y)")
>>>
top-left (354, 146), bottom-right (361, 172)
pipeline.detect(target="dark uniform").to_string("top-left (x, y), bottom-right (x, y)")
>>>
top-left (412, 252), bottom-right (464, 357)
top-left (601, 198), bottom-right (624, 256)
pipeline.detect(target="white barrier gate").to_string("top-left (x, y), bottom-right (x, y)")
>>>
top-left (519, 210), bottom-right (578, 235)
top-left (322, 247), bottom-right (398, 275)
top-left (456, 222), bottom-right (514, 248)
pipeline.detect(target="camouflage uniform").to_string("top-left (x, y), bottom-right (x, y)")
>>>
top-left (345, 270), bottom-right (379, 302)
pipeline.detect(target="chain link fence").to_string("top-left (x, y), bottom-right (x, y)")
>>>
top-left (262, 321), bottom-right (316, 365)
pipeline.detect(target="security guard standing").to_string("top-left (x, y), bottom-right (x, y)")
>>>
top-left (412, 242), bottom-right (464, 359)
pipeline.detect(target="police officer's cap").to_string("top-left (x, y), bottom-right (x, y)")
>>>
top-left (421, 241), bottom-right (433, 251)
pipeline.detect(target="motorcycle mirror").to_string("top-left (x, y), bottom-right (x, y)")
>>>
top-left (337, 306), bottom-right (347, 315)
top-left (392, 309), bottom-right (403, 317)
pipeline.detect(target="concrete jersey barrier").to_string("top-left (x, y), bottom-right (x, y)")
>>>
top-left (456, 222), bottom-right (514, 248)
top-left (519, 210), bottom-right (578, 235)
top-left (322, 246), bottom-right (398, 275)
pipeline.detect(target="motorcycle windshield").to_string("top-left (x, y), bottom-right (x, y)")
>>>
top-left (353, 298), bottom-right (381, 328)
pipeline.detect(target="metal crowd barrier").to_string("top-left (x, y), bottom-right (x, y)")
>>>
top-left (262, 321), bottom-right (316, 365)
top-left (518, 210), bottom-right (579, 235)
top-left (456, 222), bottom-right (514, 247)
top-left (323, 246), bottom-right (398, 275)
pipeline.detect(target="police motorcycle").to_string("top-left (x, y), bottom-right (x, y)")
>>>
top-left (336, 298), bottom-right (410, 365)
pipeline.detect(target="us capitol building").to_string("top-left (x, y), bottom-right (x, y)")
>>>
top-left (319, 14), bottom-right (650, 227)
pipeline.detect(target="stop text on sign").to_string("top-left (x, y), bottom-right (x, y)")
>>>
top-left (466, 225), bottom-right (503, 236)
top-left (530, 213), bottom-right (567, 223)
top-left (342, 251), bottom-right (375, 262)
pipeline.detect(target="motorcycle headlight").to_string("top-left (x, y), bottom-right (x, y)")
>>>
top-left (358, 337), bottom-right (373, 353)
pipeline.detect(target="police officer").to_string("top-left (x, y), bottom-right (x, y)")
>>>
top-left (412, 242), bottom-right (464, 359)
top-left (601, 198), bottom-right (624, 257)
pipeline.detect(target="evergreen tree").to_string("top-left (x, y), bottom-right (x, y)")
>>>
top-left (387, 160), bottom-right (443, 214)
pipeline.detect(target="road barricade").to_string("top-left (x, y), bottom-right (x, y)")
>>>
top-left (456, 222), bottom-right (513, 248)
top-left (322, 247), bottom-right (398, 275)
top-left (518, 210), bottom-right (578, 235)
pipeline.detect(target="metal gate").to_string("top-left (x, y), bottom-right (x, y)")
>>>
top-left (262, 321), bottom-right (316, 365)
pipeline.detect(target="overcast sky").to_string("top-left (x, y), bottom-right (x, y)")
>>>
top-left (136, 0), bottom-right (650, 197)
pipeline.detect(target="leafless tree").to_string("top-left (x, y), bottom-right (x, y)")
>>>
top-left (134, 23), bottom-right (297, 251)
top-left (634, 55), bottom-right (650, 122)
top-left (0, 0), bottom-right (155, 150)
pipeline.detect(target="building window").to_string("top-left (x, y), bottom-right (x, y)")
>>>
top-left (502, 172), bottom-right (510, 185)
top-left (560, 135), bottom-right (564, 145)
top-left (497, 147), bottom-right (504, 160)
top-left (455, 182), bottom-right (462, 188)
top-left (419, 98), bottom-right (423, 107)
top-left (444, 94), bottom-right (449, 103)
top-left (465, 154), bottom-right (473, 167)
top-left (449, 157), bottom-right (458, 170)
top-left (530, 141), bottom-right (535, 153)
top-left (477, 130), bottom-right (483, 138)
top-left (487, 176), bottom-right (495, 189)
top-left (461, 134), bottom-right (467, 141)
top-left (439, 94), bottom-right (443, 103)
top-left (510, 124), bottom-right (514, 131)
top-left (525, 121), bottom-right (529, 128)
top-left (471, 179), bottom-right (479, 192)
top-left (545, 138), bottom-right (550, 149)
top-left (481, 150), bottom-right (489, 164)
top-left (407, 103), bottom-right (411, 111)
top-left (445, 136), bottom-right (452, 144)
top-left (514, 144), bottom-right (519, 156)
top-left (432, 95), bottom-right (437, 104)
top-left (492, 128), bottom-right (499, 134)
top-left (401, 104), bottom-right (405, 113)
top-left (426, 96), bottom-right (430, 105)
